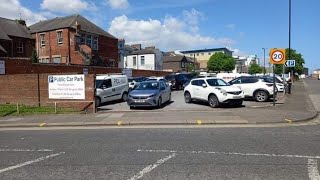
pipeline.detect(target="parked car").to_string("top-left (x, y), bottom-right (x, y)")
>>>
top-left (258, 76), bottom-right (285, 92)
top-left (146, 76), bottom-right (170, 86)
top-left (128, 76), bottom-right (147, 91)
top-left (165, 73), bottom-right (194, 90)
top-left (229, 76), bottom-right (275, 102)
top-left (184, 77), bottom-right (244, 108)
top-left (95, 75), bottom-right (129, 107)
top-left (127, 81), bottom-right (171, 109)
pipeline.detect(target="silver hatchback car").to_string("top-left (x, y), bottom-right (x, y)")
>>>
top-left (127, 81), bottom-right (171, 109)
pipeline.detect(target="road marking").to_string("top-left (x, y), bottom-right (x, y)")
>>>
top-left (128, 153), bottom-right (177, 180)
top-left (285, 119), bottom-right (293, 123)
top-left (39, 123), bottom-right (46, 127)
top-left (308, 159), bottom-right (320, 180)
top-left (197, 120), bottom-right (202, 125)
top-left (0, 152), bottom-right (65, 174)
top-left (0, 149), bottom-right (53, 152)
top-left (137, 149), bottom-right (320, 159)
top-left (117, 121), bottom-right (123, 126)
top-left (0, 118), bottom-right (23, 122)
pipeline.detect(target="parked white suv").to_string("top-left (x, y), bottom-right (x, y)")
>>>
top-left (229, 76), bottom-right (275, 102)
top-left (184, 77), bottom-right (244, 108)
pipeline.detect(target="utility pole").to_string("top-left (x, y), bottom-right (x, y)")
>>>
top-left (287, 0), bottom-right (293, 94)
top-left (262, 48), bottom-right (266, 75)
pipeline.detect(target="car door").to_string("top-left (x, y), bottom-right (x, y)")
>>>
top-left (190, 80), bottom-right (199, 99)
top-left (196, 79), bottom-right (207, 101)
top-left (159, 82), bottom-right (169, 101)
top-left (230, 78), bottom-right (248, 95)
top-left (99, 79), bottom-right (113, 103)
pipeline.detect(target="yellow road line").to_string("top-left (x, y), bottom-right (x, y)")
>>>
top-left (39, 123), bottom-right (46, 127)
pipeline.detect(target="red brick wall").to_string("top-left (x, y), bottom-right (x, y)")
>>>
top-left (98, 36), bottom-right (119, 66)
top-left (0, 73), bottom-right (96, 111)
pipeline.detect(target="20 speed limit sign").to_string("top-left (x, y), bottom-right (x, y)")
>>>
top-left (270, 48), bottom-right (286, 64)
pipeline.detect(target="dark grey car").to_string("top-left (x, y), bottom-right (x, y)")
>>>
top-left (127, 81), bottom-right (171, 109)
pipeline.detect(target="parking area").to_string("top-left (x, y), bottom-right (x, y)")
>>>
top-left (97, 90), bottom-right (279, 112)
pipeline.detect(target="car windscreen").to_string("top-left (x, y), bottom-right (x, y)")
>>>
top-left (206, 79), bottom-right (229, 86)
top-left (146, 78), bottom-right (157, 81)
top-left (135, 82), bottom-right (160, 90)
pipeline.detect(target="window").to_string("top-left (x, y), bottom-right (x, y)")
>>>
top-left (39, 58), bottom-right (49, 63)
top-left (80, 34), bottom-right (86, 44)
top-left (57, 31), bottom-right (63, 45)
top-left (191, 80), bottom-right (205, 86)
top-left (242, 77), bottom-right (258, 84)
top-left (191, 80), bottom-right (198, 86)
top-left (230, 78), bottom-right (241, 84)
top-left (206, 79), bottom-right (229, 86)
top-left (181, 61), bottom-right (186, 68)
top-left (133, 56), bottom-right (137, 66)
top-left (93, 36), bottom-right (98, 50)
top-left (52, 57), bottom-right (61, 64)
top-left (197, 80), bottom-right (206, 86)
top-left (140, 56), bottom-right (145, 65)
top-left (40, 34), bottom-right (45, 47)
top-left (86, 35), bottom-right (92, 47)
top-left (17, 42), bottom-right (23, 53)
top-left (96, 79), bottom-right (112, 89)
top-left (160, 82), bottom-right (166, 90)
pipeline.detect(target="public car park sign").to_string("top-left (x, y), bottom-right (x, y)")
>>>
top-left (48, 75), bottom-right (85, 99)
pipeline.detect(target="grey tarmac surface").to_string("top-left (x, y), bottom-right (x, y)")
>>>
top-left (0, 124), bottom-right (320, 180)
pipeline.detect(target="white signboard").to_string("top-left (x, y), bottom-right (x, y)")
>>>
top-left (0, 60), bottom-right (5, 75)
top-left (48, 75), bottom-right (85, 99)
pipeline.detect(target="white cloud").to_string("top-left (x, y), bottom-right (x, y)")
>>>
top-left (108, 14), bottom-right (235, 51)
top-left (183, 8), bottom-right (203, 26)
top-left (106, 0), bottom-right (129, 9)
top-left (230, 48), bottom-right (248, 57)
top-left (226, 24), bottom-right (236, 30)
top-left (41, 0), bottom-right (94, 13)
top-left (0, 0), bottom-right (46, 25)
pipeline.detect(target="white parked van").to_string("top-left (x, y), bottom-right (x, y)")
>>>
top-left (95, 75), bottom-right (129, 106)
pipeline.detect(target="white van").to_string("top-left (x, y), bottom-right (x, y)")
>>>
top-left (95, 75), bottom-right (129, 106)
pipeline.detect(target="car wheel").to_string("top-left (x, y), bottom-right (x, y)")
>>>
top-left (158, 97), bottom-right (162, 108)
top-left (208, 94), bottom-right (219, 108)
top-left (255, 91), bottom-right (268, 102)
top-left (122, 92), bottom-right (128, 102)
top-left (184, 92), bottom-right (192, 103)
top-left (95, 97), bottom-right (101, 107)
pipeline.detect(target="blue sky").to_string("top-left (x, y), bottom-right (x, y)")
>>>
top-left (0, 0), bottom-right (319, 72)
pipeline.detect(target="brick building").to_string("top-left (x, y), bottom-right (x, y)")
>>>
top-left (163, 52), bottom-right (196, 72)
top-left (29, 14), bottom-right (119, 67)
top-left (0, 17), bottom-right (34, 57)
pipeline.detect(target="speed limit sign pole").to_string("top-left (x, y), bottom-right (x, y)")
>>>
top-left (269, 48), bottom-right (286, 106)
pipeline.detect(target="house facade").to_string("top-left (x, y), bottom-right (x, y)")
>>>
top-left (0, 17), bottom-right (34, 58)
top-left (124, 45), bottom-right (163, 70)
top-left (163, 52), bottom-right (195, 72)
top-left (180, 48), bottom-right (233, 69)
top-left (30, 14), bottom-right (118, 67)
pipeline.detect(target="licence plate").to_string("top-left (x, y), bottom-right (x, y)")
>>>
top-left (233, 96), bottom-right (241, 99)
top-left (135, 100), bottom-right (145, 103)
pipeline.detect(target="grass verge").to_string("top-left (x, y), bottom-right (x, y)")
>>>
top-left (0, 104), bottom-right (77, 117)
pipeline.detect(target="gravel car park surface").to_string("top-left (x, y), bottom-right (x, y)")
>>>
top-left (98, 90), bottom-right (276, 112)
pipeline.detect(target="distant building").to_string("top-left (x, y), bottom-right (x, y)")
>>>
top-left (30, 14), bottom-right (118, 67)
top-left (0, 17), bottom-right (34, 57)
top-left (180, 48), bottom-right (233, 69)
top-left (303, 68), bottom-right (309, 76)
top-left (163, 52), bottom-right (196, 72)
top-left (124, 44), bottom-right (163, 70)
top-left (233, 55), bottom-right (258, 73)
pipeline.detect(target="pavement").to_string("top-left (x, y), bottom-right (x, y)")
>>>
top-left (0, 80), bottom-right (318, 127)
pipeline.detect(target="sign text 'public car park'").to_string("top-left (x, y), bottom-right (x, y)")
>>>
top-left (48, 75), bottom-right (85, 99)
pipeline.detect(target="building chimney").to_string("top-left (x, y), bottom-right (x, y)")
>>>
top-left (131, 44), bottom-right (141, 50)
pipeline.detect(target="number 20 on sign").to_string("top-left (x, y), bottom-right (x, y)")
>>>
top-left (270, 48), bottom-right (286, 64)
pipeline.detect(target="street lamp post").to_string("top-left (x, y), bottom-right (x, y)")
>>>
top-left (262, 48), bottom-right (266, 75)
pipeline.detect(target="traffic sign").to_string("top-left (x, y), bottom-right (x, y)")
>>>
top-left (285, 60), bottom-right (295, 67)
top-left (270, 48), bottom-right (286, 64)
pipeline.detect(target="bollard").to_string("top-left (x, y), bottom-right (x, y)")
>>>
top-left (16, 103), bottom-right (20, 114)
top-left (54, 102), bottom-right (57, 114)
top-left (287, 80), bottom-right (292, 94)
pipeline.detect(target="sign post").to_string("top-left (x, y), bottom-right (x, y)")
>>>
top-left (270, 48), bottom-right (286, 106)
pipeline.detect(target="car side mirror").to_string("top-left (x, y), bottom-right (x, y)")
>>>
top-left (229, 82), bottom-right (233, 85)
top-left (202, 84), bottom-right (207, 88)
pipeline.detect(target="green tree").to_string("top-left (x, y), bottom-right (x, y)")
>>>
top-left (207, 52), bottom-right (235, 72)
top-left (31, 49), bottom-right (38, 63)
top-left (248, 63), bottom-right (263, 74)
top-left (186, 63), bottom-right (196, 72)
